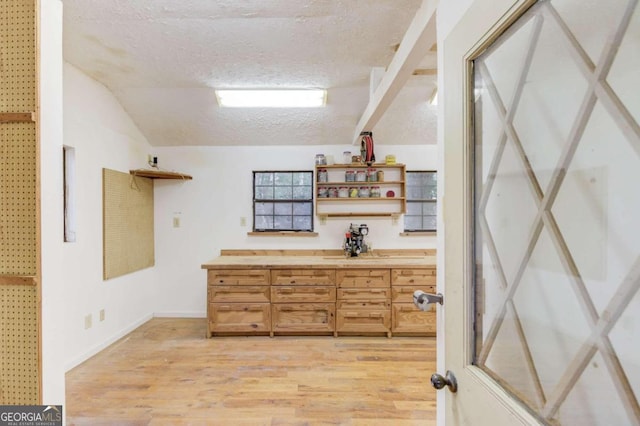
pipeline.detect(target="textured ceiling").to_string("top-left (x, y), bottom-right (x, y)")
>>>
top-left (63, 0), bottom-right (436, 146)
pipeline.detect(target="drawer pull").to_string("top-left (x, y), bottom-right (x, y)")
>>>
top-left (400, 306), bottom-right (416, 312)
top-left (289, 280), bottom-right (296, 284)
top-left (314, 288), bottom-right (329, 294)
top-left (280, 307), bottom-right (293, 312)
top-left (279, 288), bottom-right (294, 294)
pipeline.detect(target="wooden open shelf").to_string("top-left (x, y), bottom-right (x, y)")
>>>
top-left (130, 169), bottom-right (193, 180)
top-left (317, 197), bottom-right (405, 202)
top-left (318, 212), bottom-right (401, 218)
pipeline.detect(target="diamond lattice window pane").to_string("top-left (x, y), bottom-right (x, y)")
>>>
top-left (607, 2), bottom-right (640, 126)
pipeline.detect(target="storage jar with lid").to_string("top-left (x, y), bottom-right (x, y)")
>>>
top-left (349, 187), bottom-right (359, 198)
top-left (315, 154), bottom-right (327, 165)
top-left (345, 170), bottom-right (356, 182)
top-left (328, 187), bottom-right (338, 198)
top-left (355, 170), bottom-right (366, 182)
top-left (358, 186), bottom-right (370, 198)
top-left (338, 187), bottom-right (349, 198)
top-left (370, 186), bottom-right (381, 198)
top-left (317, 186), bottom-right (328, 198)
top-left (367, 168), bottom-right (377, 182)
top-left (342, 151), bottom-right (352, 164)
top-left (317, 169), bottom-right (328, 182)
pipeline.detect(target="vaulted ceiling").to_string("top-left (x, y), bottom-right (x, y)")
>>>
top-left (63, 0), bottom-right (437, 146)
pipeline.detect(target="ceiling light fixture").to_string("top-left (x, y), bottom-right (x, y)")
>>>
top-left (215, 89), bottom-right (327, 108)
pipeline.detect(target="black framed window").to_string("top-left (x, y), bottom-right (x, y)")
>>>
top-left (253, 171), bottom-right (314, 231)
top-left (404, 171), bottom-right (437, 232)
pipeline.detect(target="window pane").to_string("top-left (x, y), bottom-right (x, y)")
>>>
top-left (255, 202), bottom-right (274, 215)
top-left (293, 216), bottom-right (312, 230)
top-left (424, 201), bottom-right (437, 216)
top-left (424, 215), bottom-right (436, 230)
top-left (255, 186), bottom-right (274, 200)
top-left (274, 203), bottom-right (292, 215)
top-left (254, 172), bottom-right (274, 186)
top-left (406, 201), bottom-right (423, 215)
top-left (293, 202), bottom-right (312, 215)
top-left (293, 172), bottom-right (312, 186)
top-left (255, 215), bottom-right (273, 229)
top-left (275, 172), bottom-right (292, 186)
top-left (293, 185), bottom-right (312, 199)
top-left (274, 216), bottom-right (292, 230)
top-left (404, 215), bottom-right (422, 230)
top-left (406, 173), bottom-right (421, 185)
top-left (274, 187), bottom-right (293, 199)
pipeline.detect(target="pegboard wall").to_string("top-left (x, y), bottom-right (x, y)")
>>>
top-left (0, 123), bottom-right (37, 275)
top-left (0, 0), bottom-right (37, 112)
top-left (103, 169), bottom-right (155, 280)
top-left (0, 0), bottom-right (40, 404)
top-left (0, 284), bottom-right (39, 404)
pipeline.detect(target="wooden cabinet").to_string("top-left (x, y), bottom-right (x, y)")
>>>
top-left (336, 269), bottom-right (391, 336)
top-left (391, 268), bottom-right (437, 336)
top-left (207, 270), bottom-right (271, 336)
top-left (315, 163), bottom-right (406, 218)
top-left (203, 253), bottom-right (437, 338)
top-left (270, 269), bottom-right (335, 335)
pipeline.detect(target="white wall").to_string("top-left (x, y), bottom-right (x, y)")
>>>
top-left (152, 144), bottom-right (437, 316)
top-left (40, 0), bottom-right (65, 405)
top-left (62, 63), bottom-right (158, 370)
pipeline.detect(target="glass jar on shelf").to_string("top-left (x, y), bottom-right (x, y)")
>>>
top-left (317, 168), bottom-right (328, 182)
top-left (370, 186), bottom-right (381, 198)
top-left (358, 186), bottom-right (370, 198)
top-left (338, 187), bottom-right (349, 198)
top-left (345, 170), bottom-right (356, 182)
top-left (315, 154), bottom-right (326, 165)
top-left (349, 187), bottom-right (359, 198)
top-left (355, 170), bottom-right (366, 182)
top-left (317, 186), bottom-right (328, 198)
top-left (367, 168), bottom-right (377, 182)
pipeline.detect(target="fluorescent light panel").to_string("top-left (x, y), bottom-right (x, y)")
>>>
top-left (216, 89), bottom-right (326, 108)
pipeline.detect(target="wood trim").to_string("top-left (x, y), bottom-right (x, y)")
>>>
top-left (35, 0), bottom-right (43, 404)
top-left (247, 231), bottom-right (319, 237)
top-left (0, 275), bottom-right (38, 286)
top-left (219, 249), bottom-right (436, 256)
top-left (0, 112), bottom-right (35, 122)
top-left (129, 169), bottom-right (193, 180)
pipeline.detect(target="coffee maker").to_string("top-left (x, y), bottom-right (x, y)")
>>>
top-left (344, 223), bottom-right (369, 257)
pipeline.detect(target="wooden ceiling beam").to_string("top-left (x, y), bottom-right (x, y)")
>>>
top-left (353, 0), bottom-right (438, 144)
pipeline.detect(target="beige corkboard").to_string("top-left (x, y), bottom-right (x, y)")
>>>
top-left (103, 169), bottom-right (155, 280)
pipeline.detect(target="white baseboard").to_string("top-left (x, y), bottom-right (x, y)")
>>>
top-left (64, 313), bottom-right (153, 372)
top-left (153, 311), bottom-right (206, 318)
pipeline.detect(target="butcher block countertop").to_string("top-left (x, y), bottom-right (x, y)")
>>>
top-left (201, 249), bottom-right (436, 270)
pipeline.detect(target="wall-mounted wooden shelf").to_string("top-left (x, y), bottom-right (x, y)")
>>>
top-left (318, 212), bottom-right (401, 218)
top-left (129, 169), bottom-right (193, 180)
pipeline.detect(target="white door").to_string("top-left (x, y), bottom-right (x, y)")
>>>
top-left (441, 0), bottom-right (640, 424)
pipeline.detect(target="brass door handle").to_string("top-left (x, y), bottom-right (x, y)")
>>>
top-left (431, 371), bottom-right (457, 393)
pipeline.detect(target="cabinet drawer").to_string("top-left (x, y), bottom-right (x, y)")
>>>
top-left (337, 300), bottom-right (390, 310)
top-left (336, 310), bottom-right (390, 333)
top-left (271, 286), bottom-right (336, 303)
top-left (272, 303), bottom-right (335, 333)
top-left (271, 269), bottom-right (335, 286)
top-left (391, 269), bottom-right (436, 286)
top-left (338, 287), bottom-right (391, 301)
top-left (208, 303), bottom-right (271, 333)
top-left (336, 269), bottom-right (390, 288)
top-left (392, 303), bottom-right (436, 335)
top-left (209, 286), bottom-right (270, 303)
top-left (391, 285), bottom-right (436, 304)
top-left (208, 270), bottom-right (270, 286)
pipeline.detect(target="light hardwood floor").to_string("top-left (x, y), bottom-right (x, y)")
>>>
top-left (66, 318), bottom-right (437, 425)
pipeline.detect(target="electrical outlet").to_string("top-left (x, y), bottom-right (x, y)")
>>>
top-left (240, 217), bottom-right (247, 227)
top-left (84, 314), bottom-right (92, 330)
top-left (99, 309), bottom-right (105, 322)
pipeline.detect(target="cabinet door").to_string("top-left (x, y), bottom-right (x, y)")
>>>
top-left (391, 285), bottom-right (436, 304)
top-left (208, 270), bottom-right (270, 286)
top-left (209, 286), bottom-right (270, 303)
top-left (391, 268), bottom-right (436, 286)
top-left (271, 286), bottom-right (336, 303)
top-left (272, 303), bottom-right (335, 333)
top-left (208, 303), bottom-right (271, 334)
top-left (336, 310), bottom-right (390, 333)
top-left (392, 303), bottom-right (436, 335)
top-left (336, 269), bottom-right (390, 288)
top-left (271, 269), bottom-right (335, 286)
top-left (337, 288), bottom-right (391, 301)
